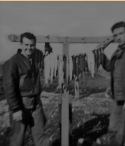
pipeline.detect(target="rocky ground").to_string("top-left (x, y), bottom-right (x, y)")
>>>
top-left (0, 91), bottom-right (113, 146)
top-left (0, 69), bottom-right (112, 146)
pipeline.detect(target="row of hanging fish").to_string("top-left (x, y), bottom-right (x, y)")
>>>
top-left (43, 39), bottom-right (114, 85)
top-left (44, 52), bottom-right (96, 85)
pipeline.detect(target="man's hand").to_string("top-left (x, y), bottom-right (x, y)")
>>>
top-left (13, 110), bottom-right (23, 121)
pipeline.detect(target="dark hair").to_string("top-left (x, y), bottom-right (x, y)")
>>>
top-left (20, 32), bottom-right (36, 44)
top-left (111, 21), bottom-right (125, 32)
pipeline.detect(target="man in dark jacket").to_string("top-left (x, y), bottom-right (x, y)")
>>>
top-left (3, 32), bottom-right (50, 146)
top-left (92, 22), bottom-right (125, 146)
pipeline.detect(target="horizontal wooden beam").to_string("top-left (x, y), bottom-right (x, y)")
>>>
top-left (66, 36), bottom-right (114, 43)
top-left (8, 34), bottom-right (114, 44)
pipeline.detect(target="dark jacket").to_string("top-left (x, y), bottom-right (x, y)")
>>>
top-left (101, 46), bottom-right (125, 100)
top-left (3, 51), bottom-right (43, 112)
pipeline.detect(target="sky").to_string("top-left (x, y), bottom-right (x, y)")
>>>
top-left (0, 1), bottom-right (125, 62)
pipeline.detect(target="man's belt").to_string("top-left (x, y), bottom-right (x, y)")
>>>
top-left (22, 97), bottom-right (38, 110)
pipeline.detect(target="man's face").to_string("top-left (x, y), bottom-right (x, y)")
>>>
top-left (113, 27), bottom-right (125, 46)
top-left (21, 37), bottom-right (36, 57)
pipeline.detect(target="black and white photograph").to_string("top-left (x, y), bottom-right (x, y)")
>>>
top-left (0, 1), bottom-right (125, 146)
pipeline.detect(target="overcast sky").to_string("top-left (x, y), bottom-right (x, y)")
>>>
top-left (0, 1), bottom-right (125, 62)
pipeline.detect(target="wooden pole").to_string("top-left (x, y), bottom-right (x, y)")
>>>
top-left (61, 41), bottom-right (70, 146)
top-left (61, 87), bottom-right (69, 146)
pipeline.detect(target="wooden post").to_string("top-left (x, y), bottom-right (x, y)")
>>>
top-left (61, 87), bottom-right (69, 146)
top-left (58, 55), bottom-right (63, 88)
top-left (61, 40), bottom-right (70, 146)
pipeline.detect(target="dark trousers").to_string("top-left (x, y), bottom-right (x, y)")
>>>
top-left (9, 105), bottom-right (49, 146)
top-left (107, 100), bottom-right (125, 146)
top-left (109, 101), bottom-right (123, 131)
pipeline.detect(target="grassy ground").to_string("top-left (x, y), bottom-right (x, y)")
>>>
top-left (42, 72), bottom-right (110, 96)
